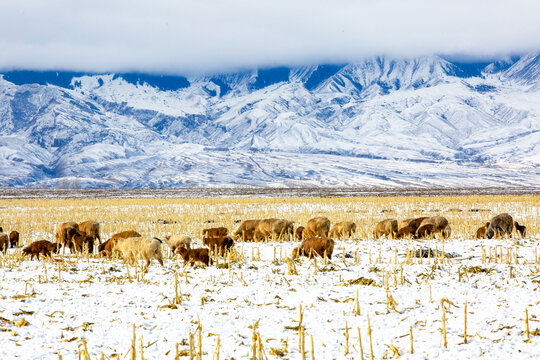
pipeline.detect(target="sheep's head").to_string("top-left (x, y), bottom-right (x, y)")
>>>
top-left (486, 226), bottom-right (495, 239)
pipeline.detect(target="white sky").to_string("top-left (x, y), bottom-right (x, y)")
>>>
top-left (1, 0), bottom-right (539, 74)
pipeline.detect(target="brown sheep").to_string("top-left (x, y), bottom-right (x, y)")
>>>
top-left (398, 217), bottom-right (428, 234)
top-left (0, 229), bottom-right (8, 253)
top-left (98, 239), bottom-right (116, 257)
top-left (99, 230), bottom-right (142, 257)
top-left (476, 222), bottom-right (490, 239)
top-left (329, 221), bottom-right (356, 239)
top-left (9, 231), bottom-right (20, 248)
top-left (78, 220), bottom-right (101, 244)
top-left (203, 236), bottom-right (234, 256)
top-left (396, 225), bottom-right (415, 239)
top-left (202, 227), bottom-right (228, 238)
top-left (415, 224), bottom-right (436, 239)
top-left (110, 230), bottom-right (142, 240)
top-left (22, 240), bottom-right (62, 260)
top-left (115, 237), bottom-right (164, 268)
top-left (305, 217), bottom-right (331, 238)
top-left (292, 236), bottom-right (334, 260)
top-left (416, 216), bottom-right (449, 238)
top-left (253, 218), bottom-right (294, 242)
top-left (486, 213), bottom-right (513, 239)
top-left (295, 226), bottom-right (305, 241)
top-left (67, 228), bottom-right (95, 254)
top-left (55, 221), bottom-right (79, 248)
top-left (177, 247), bottom-right (211, 266)
top-left (233, 220), bottom-right (261, 241)
top-left (514, 221), bottom-right (526, 238)
top-left (374, 219), bottom-right (398, 239)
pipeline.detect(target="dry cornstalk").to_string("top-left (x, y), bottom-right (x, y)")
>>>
top-left (197, 321), bottom-right (202, 360)
top-left (354, 289), bottom-right (361, 316)
top-left (257, 333), bottom-right (263, 360)
top-left (300, 326), bottom-right (305, 360)
top-left (464, 302), bottom-right (468, 344)
top-left (410, 326), bottom-right (413, 354)
top-left (298, 304), bottom-right (304, 351)
top-left (252, 323), bottom-right (257, 360)
top-left (367, 315), bottom-right (374, 360)
top-left (345, 321), bottom-right (349, 355)
top-left (358, 327), bottom-right (364, 359)
top-left (310, 334), bottom-right (315, 360)
top-left (214, 336), bottom-right (220, 360)
top-left (174, 272), bottom-right (181, 305)
top-left (526, 307), bottom-right (530, 340)
top-left (189, 331), bottom-right (194, 360)
top-left (131, 325), bottom-right (136, 360)
top-left (442, 307), bottom-right (448, 348)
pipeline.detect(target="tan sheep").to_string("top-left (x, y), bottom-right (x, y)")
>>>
top-left (253, 218), bottom-right (294, 241)
top-left (329, 221), bottom-right (356, 239)
top-left (373, 219), bottom-right (398, 239)
top-left (99, 230), bottom-right (141, 257)
top-left (233, 220), bottom-right (261, 241)
top-left (78, 220), bottom-right (101, 244)
top-left (55, 221), bottom-right (79, 248)
top-left (486, 213), bottom-right (513, 239)
top-left (163, 235), bottom-right (192, 255)
top-left (115, 237), bottom-right (164, 268)
top-left (416, 216), bottom-right (449, 238)
top-left (305, 217), bottom-right (331, 238)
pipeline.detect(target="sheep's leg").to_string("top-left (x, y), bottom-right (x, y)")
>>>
top-left (157, 257), bottom-right (164, 266)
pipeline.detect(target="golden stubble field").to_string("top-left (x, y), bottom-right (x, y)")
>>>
top-left (1, 195), bottom-right (538, 244)
top-left (0, 195), bottom-right (539, 359)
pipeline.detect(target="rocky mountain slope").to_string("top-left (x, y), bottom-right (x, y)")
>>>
top-left (0, 54), bottom-right (539, 188)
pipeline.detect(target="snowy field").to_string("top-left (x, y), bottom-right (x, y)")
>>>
top-left (0, 196), bottom-right (539, 359)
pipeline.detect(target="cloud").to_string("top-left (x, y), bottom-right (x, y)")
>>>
top-left (1, 0), bottom-right (539, 74)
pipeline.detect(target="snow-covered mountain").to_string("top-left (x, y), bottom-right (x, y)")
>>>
top-left (1, 54), bottom-right (539, 189)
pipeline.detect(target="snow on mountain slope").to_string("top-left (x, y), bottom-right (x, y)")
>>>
top-left (0, 54), bottom-right (539, 189)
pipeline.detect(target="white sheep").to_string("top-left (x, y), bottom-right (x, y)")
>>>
top-left (163, 235), bottom-right (191, 255)
top-left (114, 237), bottom-right (164, 268)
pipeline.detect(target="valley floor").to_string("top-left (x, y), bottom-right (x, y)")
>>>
top-left (1, 237), bottom-right (540, 359)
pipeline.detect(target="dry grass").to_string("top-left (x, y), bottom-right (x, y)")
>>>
top-left (0, 195), bottom-right (537, 247)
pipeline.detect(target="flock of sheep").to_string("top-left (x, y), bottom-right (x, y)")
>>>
top-left (0, 212), bottom-right (527, 269)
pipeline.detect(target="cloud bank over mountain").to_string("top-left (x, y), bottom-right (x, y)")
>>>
top-left (1, 0), bottom-right (540, 73)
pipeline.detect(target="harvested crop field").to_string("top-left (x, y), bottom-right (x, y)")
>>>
top-left (0, 194), bottom-right (539, 359)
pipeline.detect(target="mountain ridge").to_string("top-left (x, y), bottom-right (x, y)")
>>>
top-left (0, 54), bottom-right (539, 188)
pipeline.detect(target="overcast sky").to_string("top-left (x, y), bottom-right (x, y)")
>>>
top-left (1, 0), bottom-right (539, 74)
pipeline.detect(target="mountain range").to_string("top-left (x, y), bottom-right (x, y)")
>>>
top-left (1, 53), bottom-right (539, 189)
